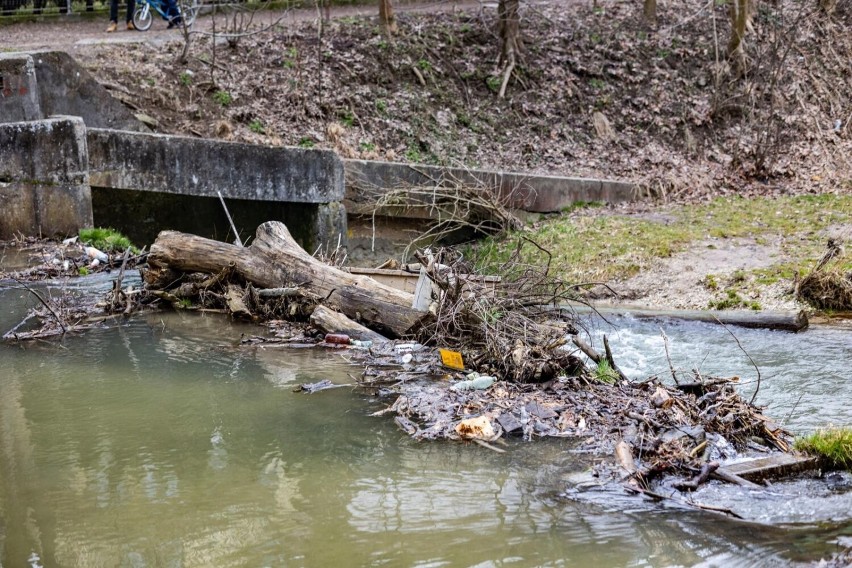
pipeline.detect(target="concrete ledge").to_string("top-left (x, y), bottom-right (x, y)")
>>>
top-left (0, 116), bottom-right (93, 238)
top-left (0, 53), bottom-right (40, 122)
top-left (87, 128), bottom-right (345, 203)
top-left (345, 159), bottom-right (637, 215)
top-left (28, 50), bottom-right (146, 131)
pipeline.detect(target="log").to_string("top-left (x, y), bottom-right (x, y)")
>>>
top-left (147, 222), bottom-right (427, 337)
top-left (568, 305), bottom-right (808, 332)
top-left (309, 305), bottom-right (389, 343)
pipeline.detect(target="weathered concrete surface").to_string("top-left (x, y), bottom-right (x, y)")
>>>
top-left (345, 159), bottom-right (637, 215)
top-left (27, 51), bottom-right (146, 131)
top-left (87, 128), bottom-right (345, 203)
top-left (0, 53), bottom-right (41, 122)
top-left (0, 116), bottom-right (93, 238)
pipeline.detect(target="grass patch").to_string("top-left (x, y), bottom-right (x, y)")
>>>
top-left (796, 427), bottom-right (852, 469)
top-left (595, 359), bottom-right (618, 383)
top-left (707, 289), bottom-right (761, 311)
top-left (467, 194), bottom-right (852, 285)
top-left (79, 227), bottom-right (136, 253)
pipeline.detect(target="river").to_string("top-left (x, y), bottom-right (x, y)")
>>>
top-left (0, 280), bottom-right (851, 567)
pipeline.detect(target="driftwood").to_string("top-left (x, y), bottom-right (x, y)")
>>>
top-left (309, 305), bottom-right (389, 343)
top-left (571, 305), bottom-right (808, 332)
top-left (147, 222), bottom-right (427, 337)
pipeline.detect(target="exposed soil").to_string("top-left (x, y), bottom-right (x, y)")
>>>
top-left (3, 0), bottom-right (851, 309)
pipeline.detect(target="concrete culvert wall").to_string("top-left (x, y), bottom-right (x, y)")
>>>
top-left (0, 116), bottom-right (93, 238)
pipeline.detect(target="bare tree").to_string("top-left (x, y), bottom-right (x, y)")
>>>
top-left (497, 0), bottom-right (523, 98)
top-left (643, 0), bottom-right (657, 27)
top-left (818, 0), bottom-right (837, 13)
top-left (379, 0), bottom-right (397, 35)
top-left (727, 0), bottom-right (752, 70)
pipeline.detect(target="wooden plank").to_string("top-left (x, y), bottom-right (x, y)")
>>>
top-left (717, 454), bottom-right (819, 482)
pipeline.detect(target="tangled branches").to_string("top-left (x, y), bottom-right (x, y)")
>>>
top-left (414, 241), bottom-right (587, 383)
top-left (362, 170), bottom-right (525, 260)
top-left (797, 238), bottom-right (852, 310)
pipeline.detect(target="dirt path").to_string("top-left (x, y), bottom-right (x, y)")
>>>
top-left (0, 0), bottom-right (487, 52)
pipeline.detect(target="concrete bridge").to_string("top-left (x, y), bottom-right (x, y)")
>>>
top-left (1, 50), bottom-right (637, 259)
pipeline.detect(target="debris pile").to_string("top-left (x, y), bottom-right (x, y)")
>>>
top-left (1, 236), bottom-right (147, 341)
top-left (798, 238), bottom-right (852, 310)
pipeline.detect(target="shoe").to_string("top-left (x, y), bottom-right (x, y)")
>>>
top-left (126, 21), bottom-right (135, 30)
top-left (106, 21), bottom-right (117, 32)
top-left (166, 17), bottom-right (183, 29)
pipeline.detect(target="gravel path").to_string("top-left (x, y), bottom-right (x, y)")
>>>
top-left (0, 0), bottom-right (487, 52)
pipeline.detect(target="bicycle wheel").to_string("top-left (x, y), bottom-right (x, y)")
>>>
top-left (177, 0), bottom-right (198, 27)
top-left (133, 3), bottom-right (153, 31)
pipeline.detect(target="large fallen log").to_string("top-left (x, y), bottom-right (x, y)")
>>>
top-left (146, 221), bottom-right (427, 337)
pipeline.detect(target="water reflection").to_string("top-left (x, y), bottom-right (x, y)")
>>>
top-left (0, 292), bottom-right (851, 566)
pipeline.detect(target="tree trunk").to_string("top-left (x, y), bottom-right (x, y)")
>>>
top-left (379, 0), bottom-right (397, 35)
top-left (818, 0), bottom-right (837, 13)
top-left (146, 221), bottom-right (427, 337)
top-left (643, 0), bottom-right (657, 26)
top-left (497, 0), bottom-right (522, 98)
top-left (727, 0), bottom-right (750, 68)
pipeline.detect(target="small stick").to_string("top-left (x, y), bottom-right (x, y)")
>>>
top-left (572, 334), bottom-right (601, 363)
top-left (217, 191), bottom-right (243, 247)
top-left (112, 247), bottom-right (132, 310)
top-left (660, 328), bottom-right (680, 385)
top-left (713, 316), bottom-right (762, 405)
top-left (624, 484), bottom-right (744, 519)
top-left (472, 438), bottom-right (507, 453)
top-left (603, 334), bottom-right (629, 382)
top-left (12, 278), bottom-right (66, 335)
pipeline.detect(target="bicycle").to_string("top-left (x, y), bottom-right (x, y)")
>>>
top-left (132, 0), bottom-right (198, 31)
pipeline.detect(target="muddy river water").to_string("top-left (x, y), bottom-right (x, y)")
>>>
top-left (1, 280), bottom-right (851, 567)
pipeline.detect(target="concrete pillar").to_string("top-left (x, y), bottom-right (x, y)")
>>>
top-left (0, 54), bottom-right (41, 122)
top-left (0, 116), bottom-right (93, 238)
top-left (310, 202), bottom-right (348, 254)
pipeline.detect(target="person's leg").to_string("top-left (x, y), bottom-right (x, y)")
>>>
top-left (125, 0), bottom-right (135, 27)
top-left (107, 0), bottom-right (118, 28)
top-left (164, 0), bottom-right (181, 27)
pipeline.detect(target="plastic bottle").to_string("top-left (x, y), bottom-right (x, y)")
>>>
top-left (350, 339), bottom-right (373, 348)
top-left (324, 333), bottom-right (351, 345)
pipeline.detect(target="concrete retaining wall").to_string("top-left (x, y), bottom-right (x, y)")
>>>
top-left (0, 53), bottom-right (40, 123)
top-left (29, 51), bottom-right (146, 131)
top-left (345, 159), bottom-right (636, 215)
top-left (87, 128), bottom-right (345, 203)
top-left (0, 116), bottom-right (93, 238)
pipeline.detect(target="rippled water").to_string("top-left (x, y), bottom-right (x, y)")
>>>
top-left (1, 283), bottom-right (851, 567)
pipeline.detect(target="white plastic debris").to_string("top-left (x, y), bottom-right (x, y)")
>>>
top-left (450, 373), bottom-right (496, 391)
top-left (85, 246), bottom-right (108, 263)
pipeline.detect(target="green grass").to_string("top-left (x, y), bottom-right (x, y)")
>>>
top-left (213, 90), bottom-right (232, 106)
top-left (595, 360), bottom-right (618, 383)
top-left (796, 427), bottom-right (852, 469)
top-left (249, 119), bottom-right (265, 134)
top-left (707, 289), bottom-right (761, 311)
top-left (78, 227), bottom-right (136, 253)
top-left (467, 194), bottom-right (852, 285)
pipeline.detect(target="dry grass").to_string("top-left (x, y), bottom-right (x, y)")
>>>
top-left (798, 239), bottom-right (852, 310)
